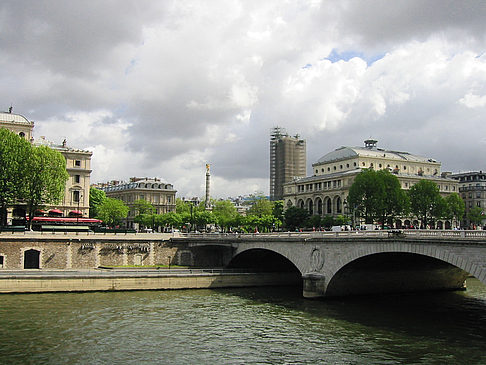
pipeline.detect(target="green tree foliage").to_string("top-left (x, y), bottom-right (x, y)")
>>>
top-left (307, 215), bottom-right (321, 229)
top-left (322, 215), bottom-right (334, 229)
top-left (272, 200), bottom-right (284, 224)
top-left (194, 210), bottom-right (215, 228)
top-left (408, 180), bottom-right (445, 228)
top-left (212, 200), bottom-right (237, 232)
top-left (89, 187), bottom-right (107, 218)
top-left (348, 169), bottom-right (409, 227)
top-left (175, 198), bottom-right (192, 214)
top-left (133, 199), bottom-right (155, 215)
top-left (347, 169), bottom-right (385, 224)
top-left (24, 145), bottom-right (69, 228)
top-left (157, 212), bottom-right (182, 230)
top-left (0, 129), bottom-right (31, 225)
top-left (96, 198), bottom-right (129, 227)
top-left (444, 193), bottom-right (465, 227)
top-left (284, 206), bottom-right (308, 231)
top-left (467, 206), bottom-right (484, 227)
top-left (376, 169), bottom-right (409, 227)
top-left (248, 197), bottom-right (274, 217)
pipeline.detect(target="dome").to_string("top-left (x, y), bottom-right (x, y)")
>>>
top-left (0, 112), bottom-right (32, 125)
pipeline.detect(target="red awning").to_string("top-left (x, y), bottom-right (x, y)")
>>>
top-left (49, 209), bottom-right (63, 215)
top-left (68, 210), bottom-right (82, 216)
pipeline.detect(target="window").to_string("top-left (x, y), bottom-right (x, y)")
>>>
top-left (74, 175), bottom-right (80, 183)
top-left (477, 201), bottom-right (481, 207)
top-left (477, 192), bottom-right (481, 199)
top-left (333, 166), bottom-right (336, 170)
top-left (74, 160), bottom-right (81, 167)
top-left (73, 190), bottom-right (80, 203)
top-left (346, 164), bottom-right (349, 168)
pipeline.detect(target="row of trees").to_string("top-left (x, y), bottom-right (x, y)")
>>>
top-left (89, 189), bottom-right (287, 232)
top-left (0, 129), bottom-right (69, 228)
top-left (347, 169), bottom-right (466, 228)
top-left (89, 169), bottom-right (476, 231)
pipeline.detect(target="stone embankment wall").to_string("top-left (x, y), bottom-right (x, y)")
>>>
top-left (0, 272), bottom-right (300, 294)
top-left (0, 233), bottom-right (231, 270)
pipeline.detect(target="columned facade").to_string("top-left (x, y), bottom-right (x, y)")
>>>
top-left (283, 140), bottom-right (459, 229)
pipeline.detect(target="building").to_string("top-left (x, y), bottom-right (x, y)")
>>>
top-left (270, 127), bottom-right (306, 201)
top-left (450, 171), bottom-right (486, 228)
top-left (0, 109), bottom-right (34, 141)
top-left (283, 139), bottom-right (459, 229)
top-left (99, 177), bottom-right (177, 229)
top-left (0, 110), bottom-right (92, 222)
top-left (35, 137), bottom-right (92, 218)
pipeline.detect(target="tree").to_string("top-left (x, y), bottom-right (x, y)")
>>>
top-left (248, 197), bottom-right (273, 217)
top-left (133, 199), bottom-right (155, 215)
top-left (307, 215), bottom-right (321, 229)
top-left (96, 198), bottom-right (129, 227)
top-left (89, 187), bottom-right (107, 218)
top-left (347, 169), bottom-right (385, 224)
top-left (157, 212), bottom-right (182, 230)
top-left (0, 129), bottom-right (31, 225)
top-left (408, 180), bottom-right (445, 228)
top-left (272, 201), bottom-right (284, 225)
top-left (24, 145), bottom-right (69, 229)
top-left (212, 200), bottom-right (237, 232)
top-left (445, 193), bottom-right (465, 228)
top-left (284, 206), bottom-right (308, 231)
top-left (467, 206), bottom-right (484, 228)
top-left (376, 169), bottom-right (409, 228)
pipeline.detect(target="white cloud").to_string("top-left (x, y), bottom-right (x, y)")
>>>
top-left (459, 93), bottom-right (486, 108)
top-left (2, 0), bottom-right (486, 198)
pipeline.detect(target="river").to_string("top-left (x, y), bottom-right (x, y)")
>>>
top-left (1, 279), bottom-right (486, 364)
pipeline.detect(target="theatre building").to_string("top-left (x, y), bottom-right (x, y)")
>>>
top-left (283, 140), bottom-right (458, 229)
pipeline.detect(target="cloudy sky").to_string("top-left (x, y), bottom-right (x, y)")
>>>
top-left (1, 1), bottom-right (485, 198)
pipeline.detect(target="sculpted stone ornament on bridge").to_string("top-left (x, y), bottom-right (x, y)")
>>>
top-left (310, 247), bottom-right (324, 271)
top-left (302, 247), bottom-right (327, 299)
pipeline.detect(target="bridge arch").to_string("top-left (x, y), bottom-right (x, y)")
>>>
top-left (230, 245), bottom-right (304, 275)
top-left (323, 244), bottom-right (484, 298)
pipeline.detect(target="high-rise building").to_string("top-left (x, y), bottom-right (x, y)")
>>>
top-left (270, 127), bottom-right (306, 201)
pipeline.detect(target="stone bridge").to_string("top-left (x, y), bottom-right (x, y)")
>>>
top-left (175, 230), bottom-right (486, 298)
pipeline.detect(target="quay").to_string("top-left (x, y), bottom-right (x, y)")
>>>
top-left (2, 230), bottom-right (486, 298)
top-left (0, 268), bottom-right (299, 294)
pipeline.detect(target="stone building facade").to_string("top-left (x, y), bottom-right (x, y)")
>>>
top-left (283, 140), bottom-right (459, 229)
top-left (99, 177), bottom-right (177, 229)
top-left (450, 171), bottom-right (486, 228)
top-left (0, 110), bottom-right (92, 222)
top-left (0, 235), bottom-right (226, 270)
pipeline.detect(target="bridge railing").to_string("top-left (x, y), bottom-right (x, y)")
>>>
top-left (181, 229), bottom-right (486, 240)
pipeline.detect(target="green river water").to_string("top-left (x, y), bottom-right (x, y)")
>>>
top-left (1, 279), bottom-right (486, 364)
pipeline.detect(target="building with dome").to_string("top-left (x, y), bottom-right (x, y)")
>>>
top-left (0, 109), bottom-right (92, 223)
top-left (283, 139), bottom-right (459, 229)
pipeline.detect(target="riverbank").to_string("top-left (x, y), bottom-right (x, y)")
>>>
top-left (0, 269), bottom-right (300, 293)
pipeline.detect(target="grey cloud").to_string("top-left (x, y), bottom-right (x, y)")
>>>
top-left (330, 0), bottom-right (486, 51)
